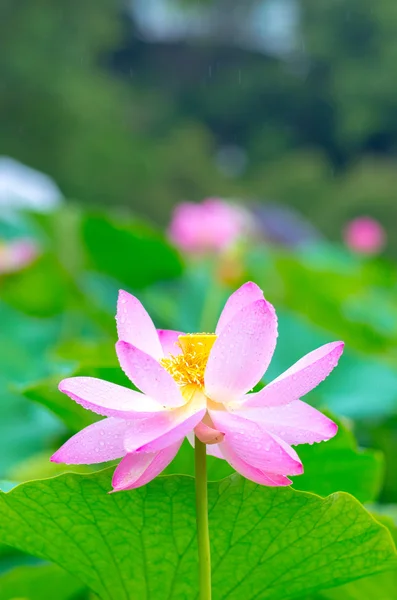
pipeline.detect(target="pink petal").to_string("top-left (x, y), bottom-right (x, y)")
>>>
top-left (215, 282), bottom-right (264, 334)
top-left (157, 329), bottom-right (184, 357)
top-left (59, 377), bottom-right (165, 418)
top-left (205, 299), bottom-right (278, 404)
top-left (233, 400), bottom-right (338, 445)
top-left (220, 442), bottom-right (292, 486)
top-left (116, 341), bottom-right (184, 408)
top-left (116, 290), bottom-right (163, 360)
top-left (136, 410), bottom-right (205, 453)
top-left (194, 421), bottom-right (224, 444)
top-left (51, 417), bottom-right (130, 464)
top-left (209, 408), bottom-right (303, 475)
top-left (207, 443), bottom-right (224, 460)
top-left (124, 395), bottom-right (206, 453)
top-left (243, 341), bottom-right (345, 408)
top-left (0, 239), bottom-right (38, 274)
top-left (111, 441), bottom-right (182, 491)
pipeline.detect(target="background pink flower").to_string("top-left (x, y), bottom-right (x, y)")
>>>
top-left (343, 216), bottom-right (386, 255)
top-left (0, 239), bottom-right (38, 275)
top-left (168, 197), bottom-right (251, 254)
top-left (52, 283), bottom-right (344, 492)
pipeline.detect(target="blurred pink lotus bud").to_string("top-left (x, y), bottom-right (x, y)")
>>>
top-left (343, 217), bottom-right (386, 255)
top-left (0, 239), bottom-right (38, 274)
top-left (168, 198), bottom-right (250, 254)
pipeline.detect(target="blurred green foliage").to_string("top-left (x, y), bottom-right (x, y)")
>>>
top-left (2, 1), bottom-right (397, 251)
top-left (1, 470), bottom-right (396, 600)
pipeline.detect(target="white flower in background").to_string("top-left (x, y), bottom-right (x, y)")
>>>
top-left (0, 157), bottom-right (63, 214)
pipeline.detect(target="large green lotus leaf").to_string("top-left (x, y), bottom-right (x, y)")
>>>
top-left (0, 471), bottom-right (395, 600)
top-left (309, 511), bottom-right (397, 599)
top-left (81, 210), bottom-right (183, 289)
top-left (0, 564), bottom-right (85, 600)
top-left (313, 570), bottom-right (397, 600)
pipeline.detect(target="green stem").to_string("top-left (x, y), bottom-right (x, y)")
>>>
top-left (195, 437), bottom-right (212, 600)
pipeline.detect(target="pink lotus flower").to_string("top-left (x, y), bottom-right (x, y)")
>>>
top-left (343, 216), bottom-right (386, 255)
top-left (168, 198), bottom-right (250, 254)
top-left (0, 239), bottom-right (38, 274)
top-left (51, 282), bottom-right (344, 492)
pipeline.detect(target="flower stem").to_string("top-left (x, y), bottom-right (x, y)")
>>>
top-left (194, 436), bottom-right (212, 600)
